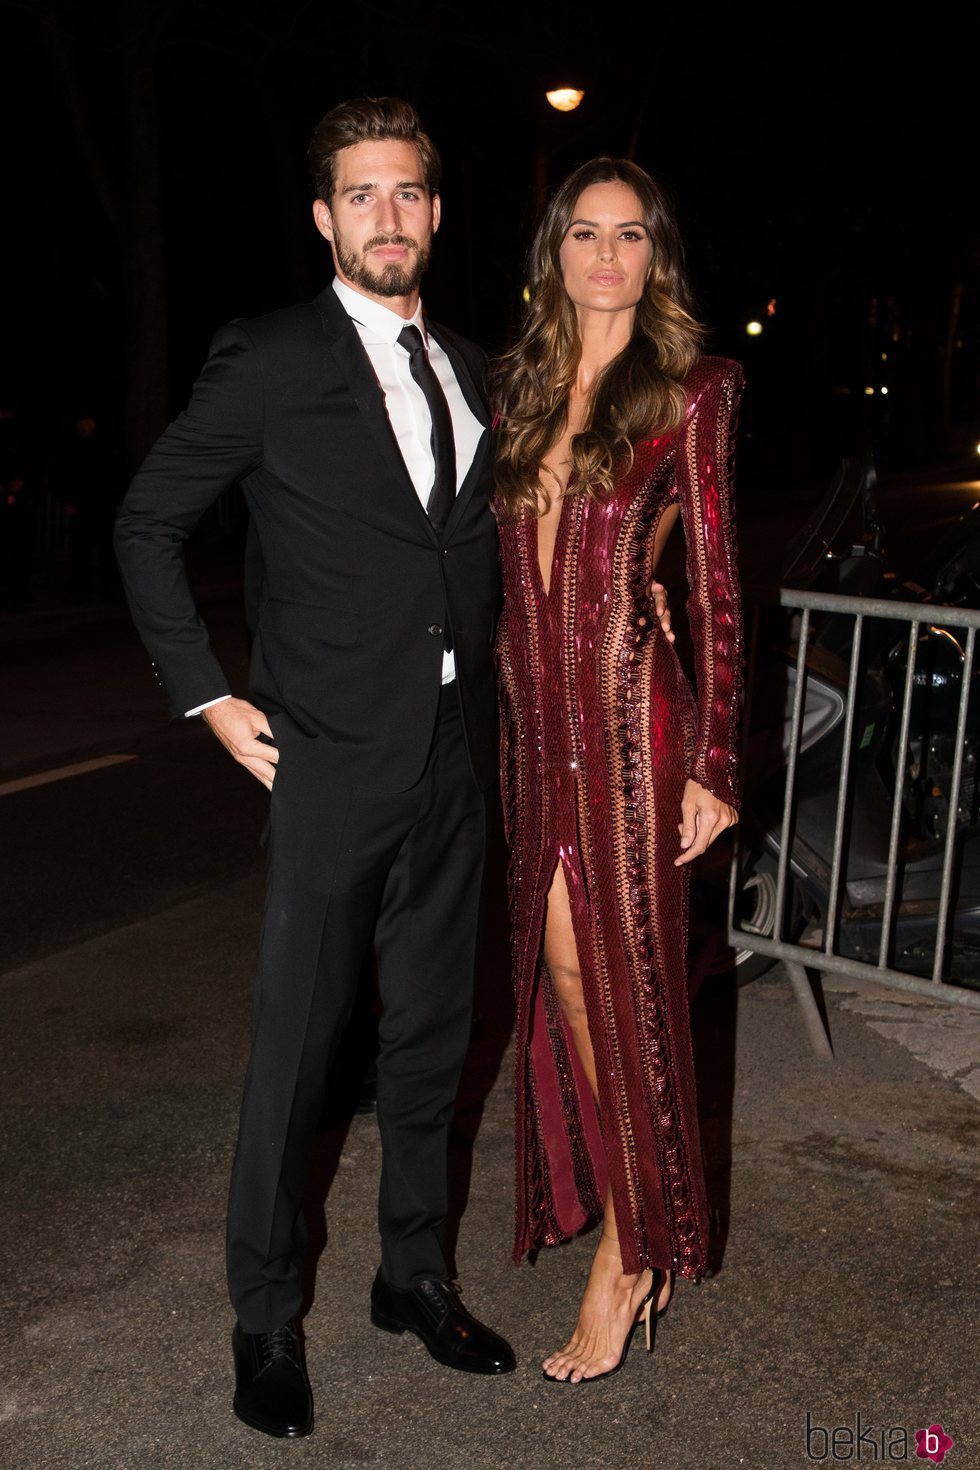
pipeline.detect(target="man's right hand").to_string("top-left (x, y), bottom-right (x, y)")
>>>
top-left (201, 698), bottom-right (279, 790)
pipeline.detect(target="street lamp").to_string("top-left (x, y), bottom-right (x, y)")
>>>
top-left (546, 87), bottom-right (585, 112)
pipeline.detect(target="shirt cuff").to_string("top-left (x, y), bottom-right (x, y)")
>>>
top-left (186, 694), bottom-right (233, 718)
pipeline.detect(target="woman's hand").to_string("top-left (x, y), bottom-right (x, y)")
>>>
top-left (674, 779), bottom-right (737, 866)
top-left (649, 580), bottom-right (675, 643)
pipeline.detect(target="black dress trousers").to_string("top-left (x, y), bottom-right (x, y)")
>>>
top-left (226, 681), bottom-right (485, 1333)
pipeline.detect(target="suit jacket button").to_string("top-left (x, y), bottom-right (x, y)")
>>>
top-left (427, 623), bottom-right (443, 637)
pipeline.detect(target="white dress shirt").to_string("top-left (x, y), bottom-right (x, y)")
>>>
top-left (187, 276), bottom-right (484, 714)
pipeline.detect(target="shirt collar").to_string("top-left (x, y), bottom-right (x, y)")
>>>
top-left (332, 277), bottom-right (427, 347)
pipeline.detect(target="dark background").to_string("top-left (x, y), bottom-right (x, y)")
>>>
top-left (2, 0), bottom-right (977, 508)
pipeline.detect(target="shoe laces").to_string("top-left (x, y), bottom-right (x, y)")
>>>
top-left (257, 1324), bottom-right (298, 1369)
top-left (419, 1278), bottom-right (460, 1299)
top-left (416, 1278), bottom-right (463, 1326)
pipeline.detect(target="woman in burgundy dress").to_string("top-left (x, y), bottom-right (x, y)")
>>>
top-left (493, 158), bottom-right (743, 1383)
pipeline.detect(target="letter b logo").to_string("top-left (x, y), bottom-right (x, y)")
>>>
top-left (915, 1422), bottom-right (954, 1464)
top-left (805, 1413), bottom-right (828, 1461)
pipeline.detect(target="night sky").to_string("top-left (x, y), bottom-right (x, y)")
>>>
top-left (2, 0), bottom-right (976, 487)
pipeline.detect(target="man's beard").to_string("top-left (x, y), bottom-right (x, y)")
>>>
top-left (335, 232), bottom-right (431, 298)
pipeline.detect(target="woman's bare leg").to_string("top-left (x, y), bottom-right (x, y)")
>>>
top-left (540, 863), bottom-right (672, 1382)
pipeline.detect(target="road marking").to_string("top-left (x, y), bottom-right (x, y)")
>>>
top-left (0, 754), bottom-right (138, 797)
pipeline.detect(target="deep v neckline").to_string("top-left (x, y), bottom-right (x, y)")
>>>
top-left (532, 495), bottom-right (568, 601)
top-left (534, 396), bottom-right (585, 599)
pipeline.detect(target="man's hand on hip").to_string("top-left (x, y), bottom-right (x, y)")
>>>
top-left (202, 698), bottom-right (278, 790)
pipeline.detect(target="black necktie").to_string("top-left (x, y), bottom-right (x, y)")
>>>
top-left (397, 324), bottom-right (456, 534)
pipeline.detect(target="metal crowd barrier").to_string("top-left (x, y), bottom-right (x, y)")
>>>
top-left (729, 587), bottom-right (980, 1057)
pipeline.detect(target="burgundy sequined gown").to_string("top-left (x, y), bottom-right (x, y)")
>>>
top-left (496, 356), bottom-right (744, 1282)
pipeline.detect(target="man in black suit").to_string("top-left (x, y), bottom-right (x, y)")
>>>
top-left (115, 97), bottom-right (515, 1441)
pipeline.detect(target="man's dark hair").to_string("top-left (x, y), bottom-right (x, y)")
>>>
top-left (308, 97), bottom-right (441, 203)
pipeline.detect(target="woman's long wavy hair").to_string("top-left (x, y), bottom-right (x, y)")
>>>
top-left (493, 157), bottom-right (703, 519)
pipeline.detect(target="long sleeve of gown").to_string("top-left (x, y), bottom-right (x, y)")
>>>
top-left (675, 358), bottom-right (745, 811)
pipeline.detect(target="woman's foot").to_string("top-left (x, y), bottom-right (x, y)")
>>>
top-left (542, 1235), bottom-right (660, 1383)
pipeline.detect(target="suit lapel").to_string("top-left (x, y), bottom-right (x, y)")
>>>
top-left (314, 288), bottom-right (435, 536)
top-left (425, 319), bottom-right (492, 537)
top-left (313, 288), bottom-right (492, 541)
top-left (426, 320), bottom-right (490, 431)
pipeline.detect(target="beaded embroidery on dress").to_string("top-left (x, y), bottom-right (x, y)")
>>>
top-left (496, 356), bottom-right (744, 1281)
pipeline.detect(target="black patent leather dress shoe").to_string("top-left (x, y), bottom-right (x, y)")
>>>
top-left (370, 1271), bottom-right (517, 1375)
top-left (232, 1320), bottom-right (314, 1438)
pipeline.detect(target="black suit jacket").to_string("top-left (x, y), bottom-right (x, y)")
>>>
top-left (115, 286), bottom-right (501, 792)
